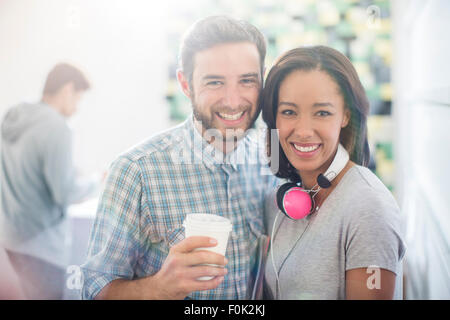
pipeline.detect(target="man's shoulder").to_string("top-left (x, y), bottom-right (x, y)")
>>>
top-left (2, 102), bottom-right (69, 145)
top-left (115, 121), bottom-right (188, 165)
top-left (30, 102), bottom-right (69, 134)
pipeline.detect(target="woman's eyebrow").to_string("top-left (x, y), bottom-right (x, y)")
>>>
top-left (278, 102), bottom-right (335, 108)
top-left (313, 102), bottom-right (334, 108)
top-left (278, 101), bottom-right (298, 108)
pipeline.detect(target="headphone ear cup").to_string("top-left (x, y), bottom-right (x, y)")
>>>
top-left (317, 173), bottom-right (332, 189)
top-left (276, 183), bottom-right (298, 214)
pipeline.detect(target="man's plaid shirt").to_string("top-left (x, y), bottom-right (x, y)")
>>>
top-left (81, 116), bottom-right (278, 299)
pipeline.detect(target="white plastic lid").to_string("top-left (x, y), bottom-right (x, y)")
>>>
top-left (183, 213), bottom-right (232, 232)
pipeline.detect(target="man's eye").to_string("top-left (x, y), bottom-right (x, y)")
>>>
top-left (241, 78), bottom-right (256, 84)
top-left (206, 81), bottom-right (223, 87)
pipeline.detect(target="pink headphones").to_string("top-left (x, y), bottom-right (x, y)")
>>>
top-left (276, 144), bottom-right (349, 220)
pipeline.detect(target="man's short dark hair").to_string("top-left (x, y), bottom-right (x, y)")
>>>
top-left (42, 63), bottom-right (90, 95)
top-left (179, 15), bottom-right (266, 86)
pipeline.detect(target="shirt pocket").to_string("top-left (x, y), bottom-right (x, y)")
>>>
top-left (165, 224), bottom-right (186, 249)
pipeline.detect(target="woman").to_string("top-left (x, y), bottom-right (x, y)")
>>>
top-left (0, 246), bottom-right (25, 299)
top-left (261, 46), bottom-right (406, 299)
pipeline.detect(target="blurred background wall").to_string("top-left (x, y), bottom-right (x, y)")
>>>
top-left (392, 0), bottom-right (450, 300)
top-left (0, 0), bottom-right (170, 175)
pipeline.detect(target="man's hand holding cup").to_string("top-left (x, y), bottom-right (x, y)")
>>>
top-left (153, 214), bottom-right (232, 299)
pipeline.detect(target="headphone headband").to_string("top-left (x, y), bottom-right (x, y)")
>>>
top-left (316, 143), bottom-right (349, 188)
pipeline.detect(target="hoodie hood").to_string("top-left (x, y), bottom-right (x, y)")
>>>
top-left (1, 102), bottom-right (57, 143)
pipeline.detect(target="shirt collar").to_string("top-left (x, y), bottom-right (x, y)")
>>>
top-left (184, 114), bottom-right (252, 171)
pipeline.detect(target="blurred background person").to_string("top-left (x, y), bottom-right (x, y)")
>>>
top-left (0, 63), bottom-right (101, 299)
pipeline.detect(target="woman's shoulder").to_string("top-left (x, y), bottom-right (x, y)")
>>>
top-left (342, 165), bottom-right (396, 202)
top-left (341, 165), bottom-right (401, 223)
top-left (349, 165), bottom-right (389, 188)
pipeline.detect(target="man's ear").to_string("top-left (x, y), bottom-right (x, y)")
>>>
top-left (57, 82), bottom-right (75, 102)
top-left (59, 82), bottom-right (74, 94)
top-left (177, 69), bottom-right (191, 99)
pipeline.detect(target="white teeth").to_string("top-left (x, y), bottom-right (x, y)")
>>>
top-left (293, 144), bottom-right (320, 152)
top-left (218, 111), bottom-right (244, 120)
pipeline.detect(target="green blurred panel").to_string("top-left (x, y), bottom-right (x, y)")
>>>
top-left (165, 0), bottom-right (392, 122)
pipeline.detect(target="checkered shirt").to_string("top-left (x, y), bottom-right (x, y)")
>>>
top-left (81, 116), bottom-right (278, 300)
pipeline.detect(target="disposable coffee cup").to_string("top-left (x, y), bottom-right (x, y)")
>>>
top-left (183, 213), bottom-right (232, 281)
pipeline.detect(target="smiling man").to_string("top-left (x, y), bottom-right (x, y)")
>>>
top-left (81, 16), bottom-right (278, 300)
top-left (182, 41), bottom-right (262, 148)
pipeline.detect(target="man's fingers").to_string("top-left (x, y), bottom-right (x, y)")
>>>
top-left (184, 250), bottom-right (228, 267)
top-left (172, 236), bottom-right (218, 253)
top-left (195, 276), bottom-right (225, 291)
top-left (184, 276), bottom-right (226, 293)
top-left (188, 265), bottom-right (228, 279)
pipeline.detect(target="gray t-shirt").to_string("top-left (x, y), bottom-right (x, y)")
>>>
top-left (264, 165), bottom-right (407, 300)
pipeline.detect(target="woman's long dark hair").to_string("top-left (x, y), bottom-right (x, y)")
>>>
top-left (261, 46), bottom-right (370, 183)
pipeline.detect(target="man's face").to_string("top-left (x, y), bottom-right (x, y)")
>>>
top-left (188, 42), bottom-right (262, 141)
top-left (61, 82), bottom-right (83, 117)
top-left (65, 90), bottom-right (83, 117)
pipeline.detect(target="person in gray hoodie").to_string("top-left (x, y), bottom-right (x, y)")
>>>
top-left (0, 63), bottom-right (99, 299)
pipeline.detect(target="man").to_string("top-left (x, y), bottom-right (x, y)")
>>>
top-left (0, 63), bottom-right (99, 299)
top-left (81, 15), bottom-right (277, 300)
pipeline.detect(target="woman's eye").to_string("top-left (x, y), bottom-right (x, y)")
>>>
top-left (280, 109), bottom-right (295, 116)
top-left (317, 110), bottom-right (332, 117)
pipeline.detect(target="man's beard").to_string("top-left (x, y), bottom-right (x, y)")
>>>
top-left (192, 103), bottom-right (215, 133)
top-left (192, 100), bottom-right (259, 142)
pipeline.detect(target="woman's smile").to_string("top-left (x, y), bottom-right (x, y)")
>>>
top-left (289, 142), bottom-right (322, 158)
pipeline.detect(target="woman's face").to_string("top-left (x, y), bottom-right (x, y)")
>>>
top-left (276, 69), bottom-right (350, 179)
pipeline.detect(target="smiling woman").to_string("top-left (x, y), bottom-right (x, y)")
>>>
top-left (262, 46), bottom-right (371, 184)
top-left (275, 70), bottom-right (350, 185)
top-left (261, 46), bottom-right (406, 300)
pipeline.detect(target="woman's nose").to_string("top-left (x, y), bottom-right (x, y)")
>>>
top-left (292, 117), bottom-right (314, 139)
